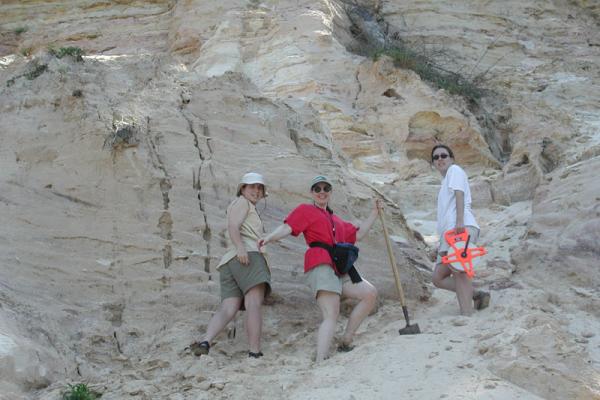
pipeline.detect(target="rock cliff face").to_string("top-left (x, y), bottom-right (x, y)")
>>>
top-left (1, 1), bottom-right (599, 399)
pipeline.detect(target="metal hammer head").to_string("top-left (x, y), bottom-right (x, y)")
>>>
top-left (398, 323), bottom-right (421, 335)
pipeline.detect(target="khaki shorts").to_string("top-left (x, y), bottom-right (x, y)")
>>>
top-left (436, 226), bottom-right (480, 264)
top-left (305, 264), bottom-right (351, 298)
top-left (219, 252), bottom-right (271, 303)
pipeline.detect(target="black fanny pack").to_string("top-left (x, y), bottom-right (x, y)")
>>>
top-left (309, 242), bottom-right (362, 283)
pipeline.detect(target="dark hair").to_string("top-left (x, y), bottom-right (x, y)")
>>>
top-left (431, 144), bottom-right (454, 162)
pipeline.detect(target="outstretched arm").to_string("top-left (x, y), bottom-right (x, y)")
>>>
top-left (259, 223), bottom-right (293, 248)
top-left (356, 199), bottom-right (383, 242)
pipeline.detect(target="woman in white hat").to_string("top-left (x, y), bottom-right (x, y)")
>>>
top-left (191, 172), bottom-right (270, 358)
top-left (260, 175), bottom-right (381, 362)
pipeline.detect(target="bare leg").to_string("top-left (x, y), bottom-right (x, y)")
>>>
top-left (340, 279), bottom-right (377, 345)
top-left (244, 283), bottom-right (265, 353)
top-left (202, 297), bottom-right (242, 343)
top-left (432, 260), bottom-right (457, 291)
top-left (315, 291), bottom-right (340, 362)
top-left (454, 272), bottom-right (474, 315)
top-left (432, 263), bottom-right (473, 315)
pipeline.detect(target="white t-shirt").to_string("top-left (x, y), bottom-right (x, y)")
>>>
top-left (436, 164), bottom-right (479, 236)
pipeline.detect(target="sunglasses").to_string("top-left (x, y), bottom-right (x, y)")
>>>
top-left (432, 153), bottom-right (449, 161)
top-left (312, 185), bottom-right (332, 193)
top-left (241, 184), bottom-right (265, 191)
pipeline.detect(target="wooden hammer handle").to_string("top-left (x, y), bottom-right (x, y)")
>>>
top-left (378, 209), bottom-right (407, 306)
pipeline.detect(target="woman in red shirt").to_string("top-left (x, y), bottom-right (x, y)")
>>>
top-left (260, 175), bottom-right (381, 362)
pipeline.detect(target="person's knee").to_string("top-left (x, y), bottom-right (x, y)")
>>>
top-left (432, 265), bottom-right (445, 287)
top-left (222, 301), bottom-right (241, 319)
top-left (317, 295), bottom-right (340, 321)
top-left (432, 274), bottom-right (443, 288)
top-left (245, 297), bottom-right (263, 311)
top-left (322, 307), bottom-right (339, 321)
top-left (364, 285), bottom-right (378, 307)
top-left (244, 286), bottom-right (265, 310)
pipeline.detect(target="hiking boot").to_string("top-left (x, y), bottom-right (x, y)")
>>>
top-left (190, 340), bottom-right (210, 356)
top-left (473, 291), bottom-right (491, 310)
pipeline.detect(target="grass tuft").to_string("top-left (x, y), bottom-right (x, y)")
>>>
top-left (14, 26), bottom-right (28, 35)
top-left (20, 47), bottom-right (33, 57)
top-left (62, 383), bottom-right (101, 400)
top-left (49, 46), bottom-right (85, 61)
top-left (103, 123), bottom-right (139, 151)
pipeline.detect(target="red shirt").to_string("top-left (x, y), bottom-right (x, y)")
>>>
top-left (284, 204), bottom-right (358, 273)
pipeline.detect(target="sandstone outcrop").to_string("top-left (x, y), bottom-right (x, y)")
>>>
top-left (1, 1), bottom-right (599, 399)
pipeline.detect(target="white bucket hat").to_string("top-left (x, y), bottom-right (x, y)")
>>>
top-left (236, 172), bottom-right (268, 197)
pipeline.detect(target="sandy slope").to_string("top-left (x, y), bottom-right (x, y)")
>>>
top-left (34, 280), bottom-right (593, 400)
top-left (167, 280), bottom-right (598, 400)
top-left (2, 1), bottom-right (600, 399)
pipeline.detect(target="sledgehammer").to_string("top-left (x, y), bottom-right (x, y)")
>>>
top-left (378, 209), bottom-right (421, 335)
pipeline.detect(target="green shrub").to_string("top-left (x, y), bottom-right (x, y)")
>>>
top-left (24, 62), bottom-right (48, 80)
top-left (62, 383), bottom-right (101, 400)
top-left (48, 46), bottom-right (85, 61)
top-left (5, 60), bottom-right (48, 87)
top-left (374, 45), bottom-right (483, 102)
top-left (20, 47), bottom-right (32, 57)
top-left (14, 26), bottom-right (28, 35)
top-left (103, 123), bottom-right (139, 151)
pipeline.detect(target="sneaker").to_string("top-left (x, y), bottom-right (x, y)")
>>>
top-left (248, 351), bottom-right (264, 358)
top-left (337, 342), bottom-right (355, 353)
top-left (190, 340), bottom-right (210, 356)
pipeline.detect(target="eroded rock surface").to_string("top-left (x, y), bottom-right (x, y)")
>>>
top-left (0, 1), bottom-right (599, 399)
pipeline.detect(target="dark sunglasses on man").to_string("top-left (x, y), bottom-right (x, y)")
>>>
top-left (312, 185), bottom-right (332, 193)
top-left (432, 153), bottom-right (449, 161)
